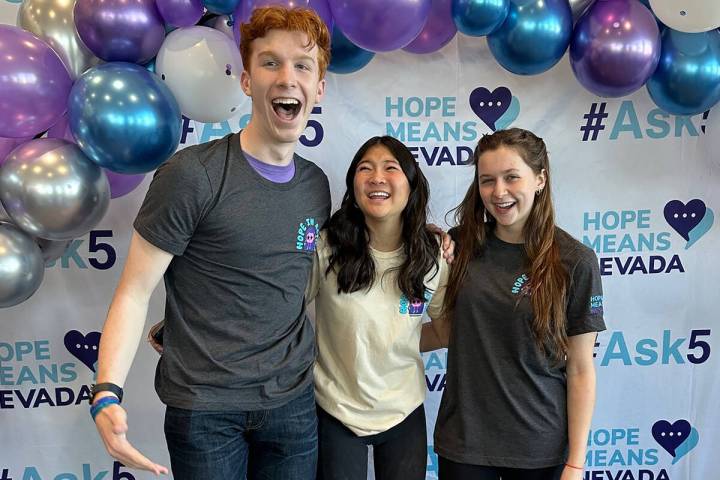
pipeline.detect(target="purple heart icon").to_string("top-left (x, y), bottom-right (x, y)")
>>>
top-left (652, 419), bottom-right (691, 457)
top-left (64, 330), bottom-right (101, 372)
top-left (664, 199), bottom-right (706, 241)
top-left (469, 87), bottom-right (512, 131)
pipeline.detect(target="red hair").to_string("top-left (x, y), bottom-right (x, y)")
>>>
top-left (240, 6), bottom-right (331, 79)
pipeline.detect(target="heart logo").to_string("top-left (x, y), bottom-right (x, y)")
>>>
top-left (64, 330), bottom-right (101, 372)
top-left (652, 419), bottom-right (700, 464)
top-left (652, 419), bottom-right (691, 457)
top-left (469, 87), bottom-right (513, 131)
top-left (664, 200), bottom-right (705, 241)
top-left (664, 199), bottom-right (714, 249)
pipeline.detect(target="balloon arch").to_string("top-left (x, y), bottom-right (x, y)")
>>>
top-left (2, 0), bottom-right (720, 307)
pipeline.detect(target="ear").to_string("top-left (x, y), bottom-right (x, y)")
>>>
top-left (536, 168), bottom-right (547, 190)
top-left (241, 69), bottom-right (252, 96)
top-left (314, 78), bottom-right (326, 104)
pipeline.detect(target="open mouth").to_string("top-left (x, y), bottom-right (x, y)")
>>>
top-left (272, 97), bottom-right (302, 121)
top-left (494, 201), bottom-right (516, 211)
top-left (367, 191), bottom-right (390, 200)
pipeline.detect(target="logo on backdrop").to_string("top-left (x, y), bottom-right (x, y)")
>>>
top-left (582, 198), bottom-right (714, 276)
top-left (595, 328), bottom-right (711, 367)
top-left (469, 86), bottom-right (520, 132)
top-left (585, 421), bottom-right (700, 479)
top-left (384, 86), bottom-right (520, 167)
top-left (0, 330), bottom-right (97, 410)
top-left (652, 419), bottom-right (699, 465)
top-left (2, 461), bottom-right (135, 480)
top-left (579, 101), bottom-right (708, 142)
top-left (663, 200), bottom-right (714, 250)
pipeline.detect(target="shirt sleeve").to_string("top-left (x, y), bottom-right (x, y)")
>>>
top-left (566, 246), bottom-right (607, 336)
top-left (133, 149), bottom-right (214, 256)
top-left (305, 245), bottom-right (322, 304)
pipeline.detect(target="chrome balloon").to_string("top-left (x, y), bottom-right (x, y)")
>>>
top-left (35, 237), bottom-right (72, 265)
top-left (569, 0), bottom-right (594, 22)
top-left (0, 222), bottom-right (44, 308)
top-left (0, 138), bottom-right (110, 241)
top-left (17, 0), bottom-right (101, 79)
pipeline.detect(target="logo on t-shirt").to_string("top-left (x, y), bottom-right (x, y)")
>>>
top-left (295, 218), bottom-right (318, 252)
top-left (399, 288), bottom-right (434, 316)
top-left (511, 273), bottom-right (531, 297)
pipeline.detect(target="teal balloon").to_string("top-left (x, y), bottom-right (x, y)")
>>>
top-left (68, 62), bottom-right (182, 174)
top-left (647, 29), bottom-right (720, 116)
top-left (203, 0), bottom-right (240, 14)
top-left (328, 28), bottom-right (375, 74)
top-left (452, 0), bottom-right (509, 36)
top-left (487, 0), bottom-right (572, 75)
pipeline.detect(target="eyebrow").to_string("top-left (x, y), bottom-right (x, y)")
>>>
top-left (479, 169), bottom-right (519, 177)
top-left (256, 51), bottom-right (317, 64)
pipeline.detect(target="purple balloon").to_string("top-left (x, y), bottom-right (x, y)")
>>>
top-left (329, 0), bottom-right (432, 52)
top-left (105, 170), bottom-right (146, 199)
top-left (402, 0), bottom-right (457, 54)
top-left (240, 0), bottom-right (333, 32)
top-left (157, 0), bottom-right (205, 27)
top-left (0, 25), bottom-right (73, 139)
top-left (1, 137), bottom-right (31, 167)
top-left (74, 0), bottom-right (166, 64)
top-left (570, 0), bottom-right (660, 97)
top-left (46, 114), bottom-right (76, 143)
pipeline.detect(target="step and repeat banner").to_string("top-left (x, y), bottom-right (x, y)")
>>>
top-left (1, 1), bottom-right (718, 479)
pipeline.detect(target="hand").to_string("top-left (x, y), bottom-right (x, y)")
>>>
top-left (426, 223), bottom-right (455, 264)
top-left (560, 465), bottom-right (584, 480)
top-left (94, 400), bottom-right (169, 475)
top-left (147, 321), bottom-right (165, 355)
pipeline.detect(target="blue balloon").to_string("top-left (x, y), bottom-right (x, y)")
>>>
top-left (203, 0), bottom-right (240, 14)
top-left (328, 28), bottom-right (375, 74)
top-left (452, 0), bottom-right (509, 37)
top-left (647, 29), bottom-right (720, 115)
top-left (68, 62), bottom-right (182, 174)
top-left (487, 0), bottom-right (572, 75)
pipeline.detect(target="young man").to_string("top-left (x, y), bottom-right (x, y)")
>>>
top-left (91, 7), bottom-right (331, 479)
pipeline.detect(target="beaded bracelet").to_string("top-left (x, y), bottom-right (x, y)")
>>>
top-left (90, 396), bottom-right (120, 421)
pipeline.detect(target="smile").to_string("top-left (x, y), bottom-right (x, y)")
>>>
top-left (367, 191), bottom-right (390, 199)
top-left (272, 97), bottom-right (301, 120)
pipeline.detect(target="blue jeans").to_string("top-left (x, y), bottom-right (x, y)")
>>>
top-left (164, 384), bottom-right (318, 480)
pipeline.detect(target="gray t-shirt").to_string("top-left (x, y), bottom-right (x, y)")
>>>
top-left (434, 227), bottom-right (606, 469)
top-left (134, 133), bottom-right (330, 410)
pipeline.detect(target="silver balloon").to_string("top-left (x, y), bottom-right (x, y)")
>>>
top-left (35, 237), bottom-right (72, 265)
top-left (0, 222), bottom-right (44, 308)
top-left (0, 138), bottom-right (110, 240)
top-left (17, 0), bottom-right (101, 79)
top-left (570, 0), bottom-right (595, 21)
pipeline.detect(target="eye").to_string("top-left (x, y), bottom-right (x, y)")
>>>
top-left (296, 63), bottom-right (311, 71)
top-left (480, 178), bottom-right (494, 185)
top-left (357, 165), bottom-right (371, 172)
top-left (506, 175), bottom-right (520, 181)
top-left (263, 60), bottom-right (278, 68)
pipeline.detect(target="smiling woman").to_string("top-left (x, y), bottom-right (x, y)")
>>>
top-left (306, 135), bottom-right (450, 480)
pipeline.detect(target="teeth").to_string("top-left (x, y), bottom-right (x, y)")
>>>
top-left (368, 191), bottom-right (390, 198)
top-left (496, 202), bottom-right (514, 208)
top-left (272, 98), bottom-right (299, 105)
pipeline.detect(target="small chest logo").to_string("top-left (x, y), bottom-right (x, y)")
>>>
top-left (295, 218), bottom-right (318, 252)
top-left (511, 273), bottom-right (531, 297)
top-left (400, 289), bottom-right (434, 316)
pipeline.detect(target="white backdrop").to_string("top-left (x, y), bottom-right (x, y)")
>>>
top-left (1, 3), bottom-right (718, 479)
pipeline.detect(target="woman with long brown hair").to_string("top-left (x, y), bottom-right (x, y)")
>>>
top-left (434, 128), bottom-right (605, 480)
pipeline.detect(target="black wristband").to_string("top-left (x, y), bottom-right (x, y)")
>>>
top-left (91, 382), bottom-right (124, 403)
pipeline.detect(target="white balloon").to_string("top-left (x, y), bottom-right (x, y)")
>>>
top-left (649, 0), bottom-right (720, 33)
top-left (156, 26), bottom-right (246, 123)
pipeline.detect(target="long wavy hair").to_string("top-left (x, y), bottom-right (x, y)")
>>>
top-left (444, 128), bottom-right (568, 362)
top-left (324, 136), bottom-right (439, 300)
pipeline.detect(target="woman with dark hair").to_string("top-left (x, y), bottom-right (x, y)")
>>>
top-left (307, 135), bottom-right (450, 480)
top-left (434, 128), bottom-right (605, 480)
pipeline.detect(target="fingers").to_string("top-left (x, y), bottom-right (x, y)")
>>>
top-left (95, 405), bottom-right (169, 475)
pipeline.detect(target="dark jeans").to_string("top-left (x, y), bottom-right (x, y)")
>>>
top-left (317, 404), bottom-right (427, 480)
top-left (164, 384), bottom-right (318, 480)
top-left (439, 456), bottom-right (564, 480)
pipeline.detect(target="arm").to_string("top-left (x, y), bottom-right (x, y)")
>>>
top-left (420, 316), bottom-right (450, 352)
top-left (93, 231), bottom-right (173, 475)
top-left (562, 331), bottom-right (598, 480)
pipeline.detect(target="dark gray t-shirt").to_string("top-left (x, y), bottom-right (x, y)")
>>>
top-left (134, 133), bottom-right (330, 410)
top-left (434, 228), bottom-right (606, 468)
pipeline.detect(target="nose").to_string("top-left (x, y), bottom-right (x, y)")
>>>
top-left (277, 63), bottom-right (297, 88)
top-left (369, 171), bottom-right (386, 184)
top-left (492, 180), bottom-right (507, 198)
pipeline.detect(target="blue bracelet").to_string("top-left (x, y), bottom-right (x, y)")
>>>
top-left (90, 396), bottom-right (120, 421)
